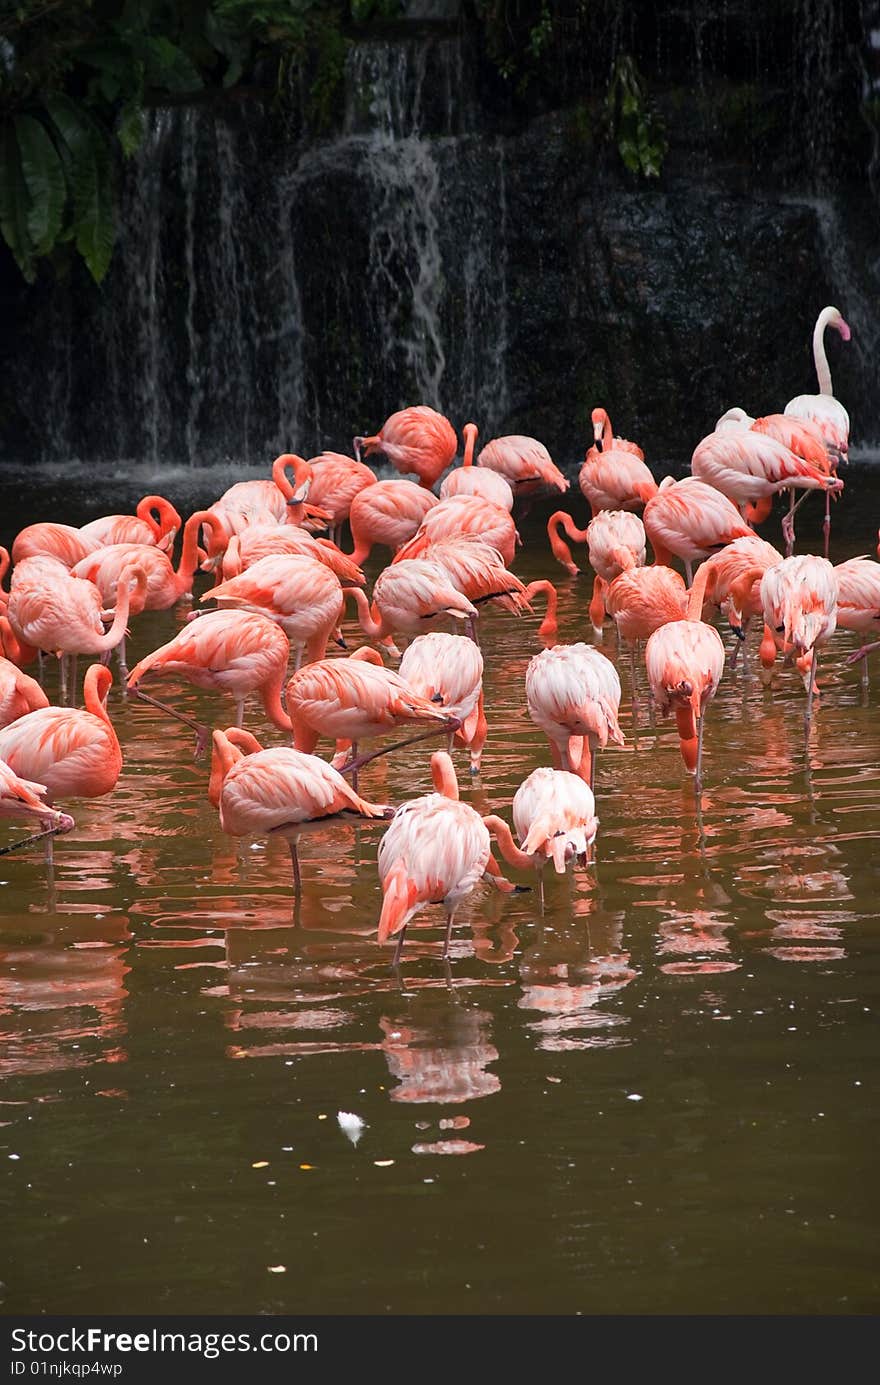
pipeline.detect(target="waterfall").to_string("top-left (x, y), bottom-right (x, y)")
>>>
top-left (17, 29), bottom-right (510, 470)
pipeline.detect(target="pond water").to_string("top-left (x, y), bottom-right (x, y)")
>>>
top-left (1, 469), bottom-right (879, 1315)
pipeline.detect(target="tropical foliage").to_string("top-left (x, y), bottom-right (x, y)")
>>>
top-left (0, 0), bottom-right (363, 283)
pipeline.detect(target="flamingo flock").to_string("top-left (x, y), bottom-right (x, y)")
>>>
top-left (0, 305), bottom-right (868, 965)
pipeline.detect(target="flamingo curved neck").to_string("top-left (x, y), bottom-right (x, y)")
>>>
top-left (813, 311), bottom-right (835, 396)
top-left (483, 814), bottom-right (534, 870)
top-left (176, 512), bottom-right (213, 593)
top-left (524, 579), bottom-right (559, 641)
top-left (462, 424), bottom-right (478, 468)
top-left (686, 561), bottom-right (719, 621)
top-left (346, 587), bottom-right (385, 639)
top-left (82, 665), bottom-right (114, 726)
top-left (261, 669), bottom-right (293, 733)
top-left (209, 730), bottom-right (244, 807)
top-left (430, 751), bottom-right (459, 799)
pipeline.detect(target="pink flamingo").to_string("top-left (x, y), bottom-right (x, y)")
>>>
top-left (761, 554), bottom-right (838, 732)
top-left (346, 559), bottom-right (477, 649)
top-left (784, 307), bottom-right (852, 555)
top-left (834, 557), bottom-right (880, 685)
top-left (346, 480), bottom-right (438, 565)
top-left (525, 642), bottom-right (623, 790)
top-left (439, 423), bottom-right (515, 510)
top-left (11, 523), bottom-right (101, 569)
top-left (690, 427), bottom-right (841, 555)
top-left (7, 560), bottom-right (146, 703)
top-left (399, 632), bottom-right (487, 772)
top-left (377, 751), bottom-right (515, 962)
top-left (476, 434), bottom-right (569, 497)
top-left (644, 564), bottom-right (726, 793)
top-left (395, 494), bottom-right (520, 568)
top-left (286, 653), bottom-right (457, 786)
top-left (393, 537), bottom-right (529, 639)
top-left (219, 525), bottom-right (364, 587)
top-left (305, 452), bottom-right (377, 544)
top-left (0, 757), bottom-right (74, 851)
top-left (205, 554), bottom-right (345, 670)
top-left (126, 609), bottom-right (293, 752)
top-left (578, 408), bottom-right (657, 516)
top-left (483, 766), bottom-right (598, 905)
top-left (701, 535), bottom-right (783, 667)
top-left (210, 728), bottom-right (390, 894)
top-left (0, 657), bottom-right (49, 729)
top-left (354, 406), bottom-right (458, 490)
top-left (79, 495), bottom-right (181, 552)
top-left (643, 476), bottom-right (753, 584)
top-left (603, 557), bottom-right (687, 706)
top-left (0, 665), bottom-right (122, 859)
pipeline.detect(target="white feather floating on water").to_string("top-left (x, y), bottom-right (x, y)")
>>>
top-left (337, 1111), bottom-right (366, 1146)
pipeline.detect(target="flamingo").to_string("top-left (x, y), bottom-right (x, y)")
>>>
top-left (577, 409), bottom-right (657, 516)
top-left (395, 494), bottom-right (520, 568)
top-left (218, 525), bottom-right (364, 586)
top-left (346, 480), bottom-right (438, 566)
top-left (833, 557), bottom-right (880, 686)
top-left (0, 664), bottom-right (122, 859)
top-left (483, 767), bottom-right (599, 905)
top-left (126, 609), bottom-right (293, 752)
top-left (79, 495), bottom-right (181, 552)
top-left (643, 476), bottom-right (753, 584)
top-left (205, 554), bottom-right (345, 671)
top-left (377, 751), bottom-right (514, 962)
top-left (0, 757), bottom-right (74, 850)
top-left (0, 657), bottom-right (49, 729)
top-left (603, 557), bottom-right (687, 706)
top-left (0, 547), bottom-right (9, 610)
top-left (701, 535), bottom-right (783, 666)
top-left (354, 406), bottom-right (458, 490)
top-left (760, 554), bottom-right (838, 733)
top-left (784, 306), bottom-right (851, 456)
top-left (520, 579), bottom-right (562, 645)
top-left (439, 424), bottom-right (515, 511)
top-left (11, 523), bottom-right (101, 569)
top-left (525, 643), bottom-right (623, 790)
top-left (393, 538), bottom-right (529, 639)
top-left (399, 632), bottom-right (487, 772)
top-left (7, 560), bottom-right (147, 703)
top-left (346, 559), bottom-right (477, 648)
top-left (209, 728), bottom-right (391, 895)
top-left (305, 453), bottom-right (377, 544)
top-left (784, 307), bottom-right (852, 555)
top-left (476, 435), bottom-right (569, 497)
top-left (285, 653), bottom-right (457, 786)
top-left (644, 563), bottom-right (726, 793)
top-left (690, 427), bottom-right (841, 556)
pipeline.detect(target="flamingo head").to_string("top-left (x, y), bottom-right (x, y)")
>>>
top-left (590, 408), bottom-right (608, 450)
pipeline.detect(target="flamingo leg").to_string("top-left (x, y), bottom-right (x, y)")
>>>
top-left (694, 712), bottom-right (706, 797)
top-left (393, 924), bottom-right (407, 967)
top-left (59, 654), bottom-right (68, 706)
top-left (131, 688), bottom-right (211, 759)
top-left (588, 733), bottom-right (597, 797)
top-left (805, 648), bottom-right (818, 736)
top-left (628, 641), bottom-right (640, 720)
top-left (823, 490), bottom-right (831, 560)
top-left (116, 638), bottom-right (128, 683)
top-left (442, 906), bottom-right (458, 960)
top-left (538, 868), bottom-right (545, 914)
top-left (69, 655), bottom-right (78, 707)
top-left (782, 489), bottom-right (811, 557)
top-left (339, 723), bottom-right (457, 781)
top-left (685, 560), bottom-right (694, 587)
top-left (234, 698), bottom-right (245, 728)
top-left (289, 841), bottom-right (302, 894)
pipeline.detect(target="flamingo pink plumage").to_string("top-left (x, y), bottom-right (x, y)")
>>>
top-left (784, 306), bottom-right (851, 458)
top-left (477, 434), bottom-right (569, 497)
top-left (305, 453), bottom-right (377, 541)
top-left (0, 657), bottom-right (49, 729)
top-left (395, 494), bottom-right (520, 568)
top-left (377, 751), bottom-right (513, 961)
top-left (644, 564), bottom-right (726, 791)
top-left (0, 756), bottom-right (74, 836)
top-left (126, 609), bottom-right (293, 747)
top-left (355, 406), bottom-right (458, 490)
top-left (440, 424), bottom-right (515, 511)
top-left (79, 495), bottom-right (181, 552)
top-left (210, 727), bottom-right (390, 893)
top-left (205, 553), bottom-right (345, 670)
top-left (760, 554), bottom-right (838, 730)
top-left (346, 480), bottom-right (438, 566)
top-left (399, 632), bottom-right (487, 772)
top-left (484, 766), bottom-right (598, 904)
top-left (525, 642), bottom-right (623, 789)
top-left (643, 476), bottom-right (753, 584)
top-left (347, 559), bottom-right (477, 646)
top-left (219, 524), bottom-right (364, 587)
top-left (11, 523), bottom-right (101, 569)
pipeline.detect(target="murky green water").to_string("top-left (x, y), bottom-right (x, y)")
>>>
top-left (1, 475), bottom-right (879, 1315)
